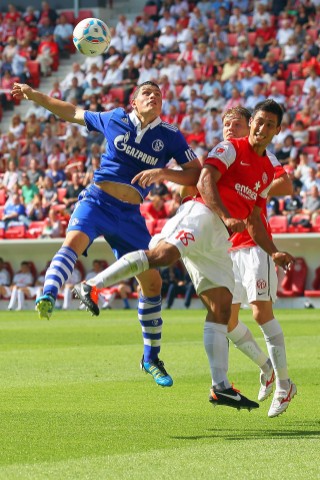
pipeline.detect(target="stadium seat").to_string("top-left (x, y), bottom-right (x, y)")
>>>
top-left (25, 221), bottom-right (46, 239)
top-left (75, 10), bottom-right (94, 23)
top-left (306, 28), bottom-right (318, 41)
top-left (109, 87), bottom-right (126, 104)
top-left (277, 257), bottom-right (308, 297)
top-left (269, 47), bottom-right (281, 61)
top-left (194, 67), bottom-right (203, 81)
top-left (269, 80), bottom-right (286, 95)
top-left (143, 4), bottom-right (158, 18)
top-left (4, 224), bottom-right (26, 239)
top-left (268, 215), bottom-right (288, 233)
top-left (227, 33), bottom-right (238, 47)
top-left (311, 215), bottom-right (320, 232)
top-left (26, 61), bottom-right (41, 88)
top-left (285, 63), bottom-right (302, 79)
top-left (288, 214), bottom-right (312, 233)
top-left (305, 266), bottom-right (320, 297)
top-left (302, 146), bottom-right (319, 162)
top-left (308, 130), bottom-right (319, 147)
top-left (248, 32), bottom-right (257, 46)
top-left (0, 226), bottom-right (4, 239)
top-left (62, 10), bottom-right (76, 25)
top-left (57, 188), bottom-right (67, 204)
top-left (286, 79), bottom-right (305, 97)
top-left (0, 189), bottom-right (6, 205)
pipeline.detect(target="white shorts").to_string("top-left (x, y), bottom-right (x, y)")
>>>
top-left (149, 200), bottom-right (234, 295)
top-left (230, 246), bottom-right (278, 305)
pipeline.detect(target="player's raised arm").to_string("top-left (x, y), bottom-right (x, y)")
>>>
top-left (11, 83), bottom-right (86, 126)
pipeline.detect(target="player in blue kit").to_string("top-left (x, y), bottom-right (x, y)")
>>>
top-left (12, 81), bottom-right (201, 387)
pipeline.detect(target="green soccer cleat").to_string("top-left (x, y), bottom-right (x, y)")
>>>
top-left (35, 294), bottom-right (55, 320)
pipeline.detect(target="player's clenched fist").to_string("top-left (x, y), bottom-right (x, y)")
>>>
top-left (271, 251), bottom-right (295, 271)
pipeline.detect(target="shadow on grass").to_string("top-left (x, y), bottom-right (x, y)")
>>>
top-left (171, 427), bottom-right (320, 441)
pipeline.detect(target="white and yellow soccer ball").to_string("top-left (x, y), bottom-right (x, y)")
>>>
top-left (73, 18), bottom-right (111, 57)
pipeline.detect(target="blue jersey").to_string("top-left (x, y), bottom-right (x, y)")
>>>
top-left (84, 108), bottom-right (197, 199)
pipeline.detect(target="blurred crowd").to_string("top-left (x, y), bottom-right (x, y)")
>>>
top-left (0, 0), bottom-right (320, 238)
top-left (0, 257), bottom-right (196, 310)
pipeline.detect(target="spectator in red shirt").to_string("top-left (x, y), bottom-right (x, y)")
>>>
top-left (4, 4), bottom-right (21, 26)
top-left (255, 19), bottom-right (276, 45)
top-left (144, 194), bottom-right (167, 221)
top-left (185, 121), bottom-right (206, 147)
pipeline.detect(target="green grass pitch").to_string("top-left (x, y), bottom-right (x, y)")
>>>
top-left (0, 308), bottom-right (319, 479)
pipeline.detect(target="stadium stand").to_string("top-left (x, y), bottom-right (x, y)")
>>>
top-left (0, 0), bottom-right (319, 304)
top-left (277, 257), bottom-right (308, 297)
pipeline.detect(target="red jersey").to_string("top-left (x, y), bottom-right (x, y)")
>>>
top-left (203, 137), bottom-right (275, 218)
top-left (230, 160), bottom-right (286, 250)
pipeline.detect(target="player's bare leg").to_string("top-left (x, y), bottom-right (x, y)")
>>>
top-left (201, 288), bottom-right (259, 411)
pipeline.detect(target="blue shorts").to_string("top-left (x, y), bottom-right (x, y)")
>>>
top-left (67, 184), bottom-right (151, 258)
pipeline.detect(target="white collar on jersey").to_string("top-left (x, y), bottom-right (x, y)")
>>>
top-left (129, 110), bottom-right (162, 133)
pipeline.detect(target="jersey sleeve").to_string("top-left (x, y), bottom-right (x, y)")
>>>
top-left (168, 129), bottom-right (198, 165)
top-left (266, 150), bottom-right (286, 180)
top-left (84, 110), bottom-right (114, 133)
top-left (204, 141), bottom-right (237, 174)
top-left (258, 179), bottom-right (273, 202)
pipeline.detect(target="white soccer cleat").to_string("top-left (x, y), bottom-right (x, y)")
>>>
top-left (268, 381), bottom-right (297, 418)
top-left (258, 369), bottom-right (275, 402)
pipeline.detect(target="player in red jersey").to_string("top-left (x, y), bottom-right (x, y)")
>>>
top-left (74, 100), bottom-right (294, 411)
top-left (221, 106), bottom-right (297, 417)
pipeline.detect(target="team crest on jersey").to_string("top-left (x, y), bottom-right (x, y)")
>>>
top-left (152, 139), bottom-right (164, 152)
top-left (257, 279), bottom-right (267, 289)
top-left (262, 172), bottom-right (268, 184)
top-left (70, 218), bottom-right (79, 226)
top-left (121, 117), bottom-right (129, 123)
top-left (215, 147), bottom-right (225, 154)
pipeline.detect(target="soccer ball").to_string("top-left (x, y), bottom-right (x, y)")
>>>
top-left (73, 18), bottom-right (111, 57)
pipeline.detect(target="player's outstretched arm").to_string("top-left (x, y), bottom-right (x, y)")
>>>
top-left (132, 159), bottom-right (201, 188)
top-left (246, 206), bottom-right (294, 270)
top-left (11, 83), bottom-right (86, 126)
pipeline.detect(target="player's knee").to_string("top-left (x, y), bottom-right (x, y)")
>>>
top-left (220, 303), bottom-right (231, 324)
top-left (147, 242), bottom-right (180, 268)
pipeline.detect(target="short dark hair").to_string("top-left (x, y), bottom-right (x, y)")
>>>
top-left (252, 99), bottom-right (283, 126)
top-left (222, 106), bottom-right (251, 124)
top-left (132, 81), bottom-right (161, 100)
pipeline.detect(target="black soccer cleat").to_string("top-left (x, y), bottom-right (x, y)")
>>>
top-left (209, 385), bottom-right (259, 411)
top-left (73, 282), bottom-right (100, 316)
